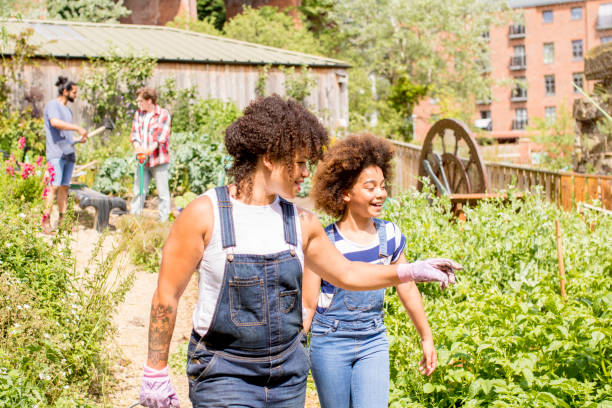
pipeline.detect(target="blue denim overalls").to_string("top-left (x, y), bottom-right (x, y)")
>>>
top-left (187, 186), bottom-right (309, 407)
top-left (309, 219), bottom-right (391, 408)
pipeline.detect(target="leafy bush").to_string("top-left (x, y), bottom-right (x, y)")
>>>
top-left (0, 154), bottom-right (46, 205)
top-left (0, 199), bottom-right (132, 407)
top-left (92, 156), bottom-right (134, 195)
top-left (169, 132), bottom-right (227, 195)
top-left (158, 82), bottom-right (241, 143)
top-left (80, 49), bottom-right (156, 129)
top-left (380, 189), bottom-right (611, 407)
top-left (0, 105), bottom-right (44, 161)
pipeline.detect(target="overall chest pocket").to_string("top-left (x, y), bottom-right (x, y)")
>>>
top-left (229, 276), bottom-right (266, 326)
top-left (344, 289), bottom-right (384, 311)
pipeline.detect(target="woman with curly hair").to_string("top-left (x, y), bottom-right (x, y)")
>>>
top-left (303, 133), bottom-right (448, 408)
top-left (138, 96), bottom-right (460, 408)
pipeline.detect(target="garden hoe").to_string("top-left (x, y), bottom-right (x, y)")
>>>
top-left (71, 117), bottom-right (115, 144)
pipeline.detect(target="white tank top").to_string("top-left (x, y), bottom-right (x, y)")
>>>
top-left (192, 188), bottom-right (305, 336)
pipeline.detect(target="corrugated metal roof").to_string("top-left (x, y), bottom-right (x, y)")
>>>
top-left (1, 19), bottom-right (350, 68)
top-left (508, 0), bottom-right (583, 8)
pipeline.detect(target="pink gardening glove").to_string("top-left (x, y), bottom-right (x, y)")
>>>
top-left (397, 258), bottom-right (462, 289)
top-left (139, 365), bottom-right (180, 408)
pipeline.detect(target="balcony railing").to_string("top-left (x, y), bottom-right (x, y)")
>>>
top-left (509, 55), bottom-right (526, 70)
top-left (509, 24), bottom-right (526, 39)
top-left (510, 90), bottom-right (528, 102)
top-left (512, 119), bottom-right (528, 130)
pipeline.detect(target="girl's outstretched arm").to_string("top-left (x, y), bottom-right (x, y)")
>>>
top-left (394, 253), bottom-right (437, 376)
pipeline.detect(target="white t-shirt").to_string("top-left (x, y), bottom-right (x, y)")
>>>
top-left (192, 188), bottom-right (305, 336)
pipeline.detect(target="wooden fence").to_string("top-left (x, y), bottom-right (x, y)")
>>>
top-left (391, 140), bottom-right (612, 211)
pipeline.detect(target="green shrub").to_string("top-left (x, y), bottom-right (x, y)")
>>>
top-left (169, 132), bottom-right (227, 195)
top-left (0, 154), bottom-right (46, 205)
top-left (92, 156), bottom-right (134, 195)
top-left (0, 199), bottom-right (132, 406)
top-left (380, 189), bottom-right (611, 407)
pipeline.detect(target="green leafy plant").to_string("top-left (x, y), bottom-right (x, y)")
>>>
top-left (280, 65), bottom-right (316, 104)
top-left (379, 188), bottom-right (611, 407)
top-left (0, 197), bottom-right (132, 406)
top-left (46, 0), bottom-right (131, 23)
top-left (92, 156), bottom-right (134, 195)
top-left (174, 191), bottom-right (197, 210)
top-left (79, 48), bottom-right (156, 130)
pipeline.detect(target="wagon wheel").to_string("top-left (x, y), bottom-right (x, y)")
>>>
top-left (417, 118), bottom-right (489, 195)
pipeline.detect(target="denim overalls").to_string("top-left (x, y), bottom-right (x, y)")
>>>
top-left (187, 186), bottom-right (309, 407)
top-left (309, 219), bottom-right (391, 408)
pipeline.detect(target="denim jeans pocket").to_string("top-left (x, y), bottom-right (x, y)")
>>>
top-left (310, 322), bottom-right (335, 337)
top-left (229, 276), bottom-right (266, 326)
top-left (187, 347), bottom-right (218, 382)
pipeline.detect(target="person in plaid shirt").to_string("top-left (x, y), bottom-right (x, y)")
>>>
top-left (130, 87), bottom-right (172, 222)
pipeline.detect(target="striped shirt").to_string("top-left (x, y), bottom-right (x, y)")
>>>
top-left (316, 220), bottom-right (406, 314)
top-left (130, 104), bottom-right (171, 167)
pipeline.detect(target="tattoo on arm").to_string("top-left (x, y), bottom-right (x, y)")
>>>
top-left (147, 303), bottom-right (176, 366)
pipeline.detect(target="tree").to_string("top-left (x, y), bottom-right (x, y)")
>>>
top-left (166, 13), bottom-right (221, 36)
top-left (47, 0), bottom-right (131, 23)
top-left (322, 0), bottom-right (510, 139)
top-left (197, 0), bottom-right (226, 31)
top-left (223, 6), bottom-right (322, 55)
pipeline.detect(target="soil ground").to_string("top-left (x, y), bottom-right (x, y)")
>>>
top-left (68, 196), bottom-right (320, 407)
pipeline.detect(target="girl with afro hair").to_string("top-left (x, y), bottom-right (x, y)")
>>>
top-left (138, 96), bottom-right (460, 408)
top-left (303, 133), bottom-right (450, 408)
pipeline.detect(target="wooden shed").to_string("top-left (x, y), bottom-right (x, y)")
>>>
top-left (2, 19), bottom-right (350, 128)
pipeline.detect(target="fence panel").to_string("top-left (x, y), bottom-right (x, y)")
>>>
top-left (390, 140), bottom-right (612, 210)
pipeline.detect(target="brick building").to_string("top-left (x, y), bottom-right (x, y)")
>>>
top-left (413, 0), bottom-right (612, 142)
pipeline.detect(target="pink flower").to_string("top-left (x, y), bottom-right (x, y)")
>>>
top-left (36, 156), bottom-right (44, 167)
top-left (41, 187), bottom-right (49, 198)
top-left (44, 162), bottom-right (55, 185)
top-left (20, 162), bottom-right (35, 179)
top-left (41, 212), bottom-right (50, 224)
top-left (18, 137), bottom-right (26, 150)
top-left (5, 165), bottom-right (15, 177)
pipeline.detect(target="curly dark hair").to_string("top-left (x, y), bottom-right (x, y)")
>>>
top-left (224, 94), bottom-right (328, 197)
top-left (311, 133), bottom-right (395, 218)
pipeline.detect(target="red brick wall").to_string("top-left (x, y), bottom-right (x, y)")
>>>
top-left (121, 0), bottom-right (197, 25)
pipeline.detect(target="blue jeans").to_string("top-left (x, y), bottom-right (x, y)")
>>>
top-left (48, 157), bottom-right (74, 186)
top-left (309, 317), bottom-right (389, 408)
top-left (130, 162), bottom-right (170, 222)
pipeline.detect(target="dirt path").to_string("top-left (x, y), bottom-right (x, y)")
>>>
top-left (71, 200), bottom-right (320, 408)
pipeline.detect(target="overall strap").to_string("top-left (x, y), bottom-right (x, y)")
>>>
top-left (325, 224), bottom-right (336, 242)
top-left (278, 197), bottom-right (298, 247)
top-left (215, 186), bottom-right (236, 249)
top-left (373, 218), bottom-right (389, 258)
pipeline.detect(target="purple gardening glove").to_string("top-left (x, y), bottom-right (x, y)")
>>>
top-left (397, 258), bottom-right (462, 289)
top-left (139, 365), bottom-right (180, 408)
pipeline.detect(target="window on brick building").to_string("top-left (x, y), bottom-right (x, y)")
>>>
top-left (512, 77), bottom-right (528, 101)
top-left (545, 75), bottom-right (556, 96)
top-left (571, 7), bottom-right (583, 20)
top-left (597, 4), bottom-right (612, 30)
top-left (573, 73), bottom-right (584, 93)
top-left (543, 43), bottom-right (554, 64)
top-left (513, 108), bottom-right (528, 130)
top-left (572, 40), bottom-right (583, 60)
top-left (543, 10), bottom-right (553, 23)
top-left (480, 110), bottom-right (491, 119)
top-left (602, 36), bottom-right (612, 44)
top-left (545, 106), bottom-right (556, 123)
